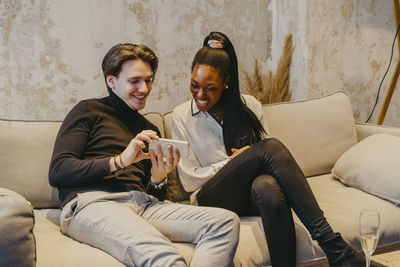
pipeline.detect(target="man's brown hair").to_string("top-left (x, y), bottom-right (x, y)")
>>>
top-left (102, 43), bottom-right (158, 83)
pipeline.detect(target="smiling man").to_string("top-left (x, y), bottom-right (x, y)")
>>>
top-left (48, 43), bottom-right (239, 267)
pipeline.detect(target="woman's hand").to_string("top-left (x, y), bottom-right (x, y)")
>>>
top-left (150, 144), bottom-right (180, 184)
top-left (119, 130), bottom-right (159, 166)
top-left (228, 145), bottom-right (250, 161)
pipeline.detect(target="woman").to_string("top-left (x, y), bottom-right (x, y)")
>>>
top-left (171, 32), bottom-right (381, 267)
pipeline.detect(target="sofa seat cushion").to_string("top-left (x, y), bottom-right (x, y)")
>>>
top-left (33, 208), bottom-right (269, 266)
top-left (34, 209), bottom-right (124, 267)
top-left (34, 209), bottom-right (196, 266)
top-left (262, 91), bottom-right (357, 177)
top-left (307, 174), bottom-right (400, 254)
top-left (31, 174), bottom-right (400, 266)
top-left (287, 174), bottom-right (400, 265)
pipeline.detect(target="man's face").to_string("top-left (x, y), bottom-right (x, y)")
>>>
top-left (106, 59), bottom-right (153, 110)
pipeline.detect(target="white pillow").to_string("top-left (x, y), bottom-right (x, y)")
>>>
top-left (332, 134), bottom-right (400, 205)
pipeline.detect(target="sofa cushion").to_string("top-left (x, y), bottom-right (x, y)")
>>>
top-left (290, 174), bottom-right (400, 265)
top-left (263, 91), bottom-right (357, 177)
top-left (332, 134), bottom-right (400, 205)
top-left (143, 112), bottom-right (165, 138)
top-left (34, 209), bottom-right (125, 267)
top-left (0, 119), bottom-right (61, 208)
top-left (0, 188), bottom-right (36, 267)
top-left (163, 92), bottom-right (358, 200)
top-left (0, 113), bottom-right (162, 209)
top-left (306, 174), bottom-right (400, 254)
top-left (34, 209), bottom-right (268, 266)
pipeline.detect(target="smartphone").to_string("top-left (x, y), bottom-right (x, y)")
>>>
top-left (149, 138), bottom-right (189, 158)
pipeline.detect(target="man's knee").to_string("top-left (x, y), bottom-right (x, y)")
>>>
top-left (208, 207), bottom-right (240, 238)
top-left (124, 243), bottom-right (186, 267)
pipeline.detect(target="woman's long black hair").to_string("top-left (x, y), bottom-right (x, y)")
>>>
top-left (199, 32), bottom-right (267, 155)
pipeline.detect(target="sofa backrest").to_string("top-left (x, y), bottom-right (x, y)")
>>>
top-left (163, 91), bottom-right (358, 201)
top-left (0, 119), bottom-right (62, 208)
top-left (0, 112), bottom-right (165, 209)
top-left (0, 92), bottom-right (357, 206)
top-left (262, 91), bottom-right (357, 177)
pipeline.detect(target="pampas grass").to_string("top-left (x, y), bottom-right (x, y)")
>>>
top-left (244, 34), bottom-right (293, 104)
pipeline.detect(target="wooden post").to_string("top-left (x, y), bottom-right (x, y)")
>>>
top-left (377, 0), bottom-right (400, 124)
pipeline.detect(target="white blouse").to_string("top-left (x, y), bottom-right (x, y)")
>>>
top-left (171, 94), bottom-right (268, 196)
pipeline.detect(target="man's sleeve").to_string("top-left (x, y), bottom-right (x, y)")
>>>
top-left (48, 101), bottom-right (110, 188)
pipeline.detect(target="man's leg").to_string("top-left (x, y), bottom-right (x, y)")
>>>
top-left (142, 202), bottom-right (240, 267)
top-left (60, 192), bottom-right (186, 267)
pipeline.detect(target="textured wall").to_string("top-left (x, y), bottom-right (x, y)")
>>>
top-left (306, 0), bottom-right (400, 126)
top-left (2, 0), bottom-right (400, 127)
top-left (0, 0), bottom-right (271, 120)
top-left (271, 0), bottom-right (307, 100)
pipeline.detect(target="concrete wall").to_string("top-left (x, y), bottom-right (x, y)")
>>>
top-left (0, 0), bottom-right (272, 120)
top-left (306, 0), bottom-right (400, 126)
top-left (1, 0), bottom-right (400, 127)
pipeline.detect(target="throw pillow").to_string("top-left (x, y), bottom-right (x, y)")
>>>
top-left (332, 134), bottom-right (400, 205)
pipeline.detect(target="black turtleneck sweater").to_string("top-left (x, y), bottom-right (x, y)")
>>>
top-left (49, 89), bottom-right (164, 206)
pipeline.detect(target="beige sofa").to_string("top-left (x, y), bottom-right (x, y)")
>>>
top-left (1, 91), bottom-right (399, 267)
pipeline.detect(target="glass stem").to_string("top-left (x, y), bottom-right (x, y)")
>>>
top-left (366, 254), bottom-right (371, 267)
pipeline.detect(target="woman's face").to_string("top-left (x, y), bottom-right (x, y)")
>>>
top-left (190, 64), bottom-right (227, 112)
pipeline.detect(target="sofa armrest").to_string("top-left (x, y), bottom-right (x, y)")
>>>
top-left (0, 187), bottom-right (36, 267)
top-left (355, 123), bottom-right (400, 142)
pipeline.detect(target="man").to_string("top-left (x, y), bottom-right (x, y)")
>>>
top-left (49, 43), bottom-right (239, 267)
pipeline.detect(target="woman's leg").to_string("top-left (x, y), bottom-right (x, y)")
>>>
top-left (251, 175), bottom-right (296, 267)
top-left (197, 155), bottom-right (297, 265)
top-left (198, 138), bottom-right (327, 236)
top-left (197, 138), bottom-right (359, 266)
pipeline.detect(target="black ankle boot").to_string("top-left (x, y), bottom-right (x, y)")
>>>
top-left (318, 232), bottom-right (356, 265)
top-left (318, 233), bottom-right (387, 267)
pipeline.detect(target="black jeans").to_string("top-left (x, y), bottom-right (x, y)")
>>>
top-left (197, 138), bottom-right (334, 267)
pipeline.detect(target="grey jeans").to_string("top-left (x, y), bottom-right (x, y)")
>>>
top-left (60, 190), bottom-right (239, 267)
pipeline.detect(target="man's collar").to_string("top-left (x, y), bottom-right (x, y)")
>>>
top-left (191, 99), bottom-right (200, 116)
top-left (106, 87), bottom-right (139, 116)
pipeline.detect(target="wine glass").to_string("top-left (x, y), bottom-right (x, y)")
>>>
top-left (359, 210), bottom-right (380, 267)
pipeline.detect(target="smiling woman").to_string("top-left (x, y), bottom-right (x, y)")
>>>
top-left (171, 31), bottom-right (382, 267)
top-left (190, 64), bottom-right (227, 123)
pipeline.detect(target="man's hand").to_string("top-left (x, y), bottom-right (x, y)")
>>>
top-left (149, 144), bottom-right (180, 184)
top-left (119, 130), bottom-right (159, 166)
top-left (228, 145), bottom-right (250, 161)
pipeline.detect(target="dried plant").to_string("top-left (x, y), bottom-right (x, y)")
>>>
top-left (244, 34), bottom-right (293, 104)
